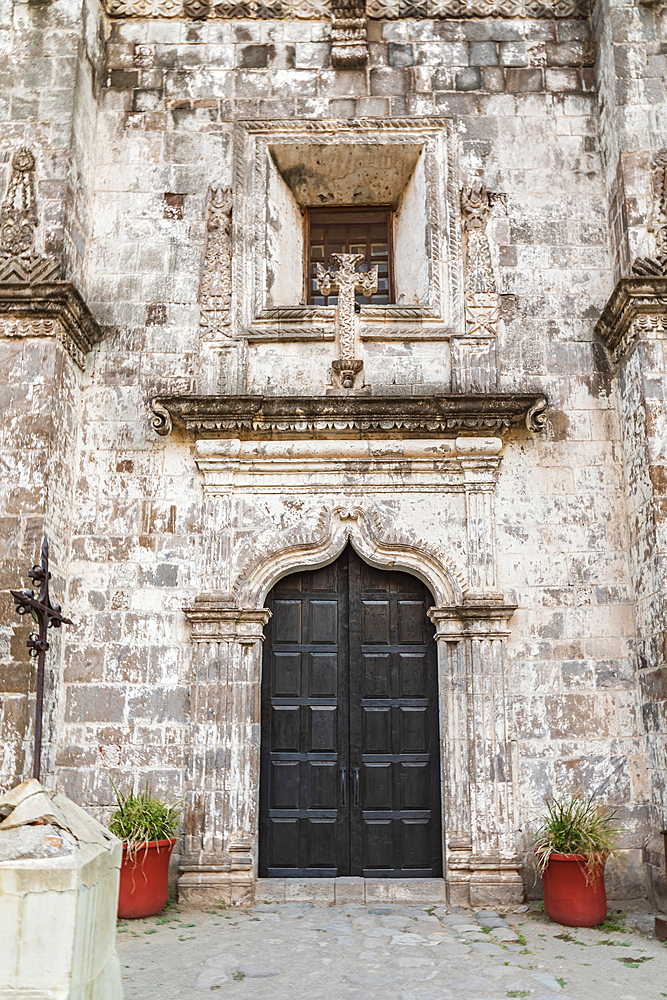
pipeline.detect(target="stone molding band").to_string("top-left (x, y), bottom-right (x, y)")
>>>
top-left (594, 275), bottom-right (667, 363)
top-left (0, 282), bottom-right (103, 369)
top-left (101, 0), bottom-right (591, 19)
top-left (150, 392), bottom-right (549, 437)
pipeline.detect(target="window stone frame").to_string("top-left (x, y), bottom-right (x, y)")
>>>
top-left (232, 118), bottom-right (462, 345)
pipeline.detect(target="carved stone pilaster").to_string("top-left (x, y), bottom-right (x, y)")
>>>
top-left (458, 437), bottom-right (502, 599)
top-left (596, 276), bottom-right (667, 906)
top-left (330, 0), bottom-right (368, 69)
top-left (199, 187), bottom-right (233, 341)
top-left (429, 603), bottom-right (522, 907)
top-left (460, 179), bottom-right (499, 338)
top-left (179, 601), bottom-right (271, 906)
top-left (200, 491), bottom-right (232, 598)
top-left (457, 178), bottom-right (502, 394)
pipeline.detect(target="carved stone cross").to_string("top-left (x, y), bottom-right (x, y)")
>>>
top-left (317, 252), bottom-right (377, 389)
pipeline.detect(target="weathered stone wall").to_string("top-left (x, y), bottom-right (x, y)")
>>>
top-left (0, 2), bottom-right (664, 902)
top-left (593, 0), bottom-right (667, 280)
top-left (613, 310), bottom-right (667, 908)
top-left (0, 330), bottom-right (84, 784)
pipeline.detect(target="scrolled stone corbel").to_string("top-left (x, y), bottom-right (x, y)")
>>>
top-left (525, 395), bottom-right (548, 432)
top-left (150, 399), bottom-right (173, 436)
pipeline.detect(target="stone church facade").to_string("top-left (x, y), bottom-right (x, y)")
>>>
top-left (1, 0), bottom-right (666, 909)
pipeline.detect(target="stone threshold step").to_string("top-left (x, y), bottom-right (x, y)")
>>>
top-left (255, 877), bottom-right (448, 904)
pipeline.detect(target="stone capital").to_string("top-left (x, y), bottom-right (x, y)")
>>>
top-left (595, 275), bottom-right (667, 361)
top-left (183, 598), bottom-right (271, 644)
top-left (429, 602), bottom-right (516, 641)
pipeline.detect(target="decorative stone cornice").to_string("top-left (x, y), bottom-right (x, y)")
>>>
top-left (594, 276), bottom-right (667, 363)
top-left (0, 282), bottom-right (103, 369)
top-left (150, 392), bottom-right (548, 438)
top-left (100, 0), bottom-right (591, 19)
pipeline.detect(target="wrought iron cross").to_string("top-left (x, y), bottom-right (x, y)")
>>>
top-left (10, 536), bottom-right (73, 780)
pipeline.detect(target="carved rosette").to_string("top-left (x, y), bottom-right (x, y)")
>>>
top-left (199, 187), bottom-right (233, 340)
top-left (460, 179), bottom-right (499, 337)
top-left (0, 148), bottom-right (59, 284)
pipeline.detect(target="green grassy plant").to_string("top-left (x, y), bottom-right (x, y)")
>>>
top-left (109, 780), bottom-right (182, 856)
top-left (533, 793), bottom-right (619, 879)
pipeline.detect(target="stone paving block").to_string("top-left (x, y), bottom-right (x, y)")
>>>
top-left (335, 878), bottom-right (365, 903)
top-left (286, 878), bottom-right (335, 902)
top-left (390, 880), bottom-right (448, 902)
top-left (254, 878), bottom-right (286, 902)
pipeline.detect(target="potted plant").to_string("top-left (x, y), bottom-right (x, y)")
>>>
top-left (109, 782), bottom-right (182, 919)
top-left (533, 793), bottom-right (620, 927)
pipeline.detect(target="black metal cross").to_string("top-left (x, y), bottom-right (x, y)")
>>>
top-left (10, 536), bottom-right (73, 780)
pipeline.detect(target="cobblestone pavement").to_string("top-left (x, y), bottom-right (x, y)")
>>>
top-left (116, 900), bottom-right (666, 1000)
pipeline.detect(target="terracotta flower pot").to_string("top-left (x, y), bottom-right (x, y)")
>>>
top-left (541, 852), bottom-right (608, 927)
top-left (117, 837), bottom-right (176, 919)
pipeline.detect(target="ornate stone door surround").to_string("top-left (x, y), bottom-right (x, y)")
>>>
top-left (177, 433), bottom-right (524, 907)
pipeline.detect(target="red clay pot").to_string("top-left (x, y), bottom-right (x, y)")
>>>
top-left (541, 852), bottom-right (608, 927)
top-left (117, 838), bottom-right (176, 919)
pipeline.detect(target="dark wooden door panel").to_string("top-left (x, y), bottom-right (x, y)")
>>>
top-left (260, 545), bottom-right (441, 879)
top-left (350, 550), bottom-right (442, 878)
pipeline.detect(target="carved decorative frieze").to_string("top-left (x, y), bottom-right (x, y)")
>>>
top-left (0, 282), bottom-right (102, 368)
top-left (200, 187), bottom-right (233, 341)
top-left (0, 149), bottom-right (59, 285)
top-left (330, 0), bottom-right (368, 69)
top-left (101, 0), bottom-right (591, 17)
top-left (317, 252), bottom-right (377, 389)
top-left (632, 150), bottom-right (667, 278)
top-left (150, 391), bottom-right (548, 437)
top-left (461, 179), bottom-right (499, 338)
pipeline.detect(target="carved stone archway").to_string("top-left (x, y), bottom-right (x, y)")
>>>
top-left (235, 503), bottom-right (467, 609)
top-left (180, 502), bottom-right (522, 908)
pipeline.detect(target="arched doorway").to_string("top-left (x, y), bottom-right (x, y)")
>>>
top-left (259, 543), bottom-right (442, 878)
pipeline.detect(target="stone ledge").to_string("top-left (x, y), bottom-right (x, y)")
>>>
top-left (0, 282), bottom-right (104, 362)
top-left (594, 275), bottom-right (667, 357)
top-left (150, 392), bottom-right (548, 438)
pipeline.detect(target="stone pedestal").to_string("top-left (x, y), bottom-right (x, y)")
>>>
top-left (0, 780), bottom-right (122, 1000)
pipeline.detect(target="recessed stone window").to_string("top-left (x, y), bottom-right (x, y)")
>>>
top-left (307, 207), bottom-right (394, 306)
top-left (233, 118), bottom-right (461, 342)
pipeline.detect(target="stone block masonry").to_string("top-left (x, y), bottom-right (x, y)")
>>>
top-left (0, 0), bottom-right (664, 908)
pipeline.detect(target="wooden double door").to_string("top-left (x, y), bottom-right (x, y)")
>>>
top-left (259, 545), bottom-right (442, 878)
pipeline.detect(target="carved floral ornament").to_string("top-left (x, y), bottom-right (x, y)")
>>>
top-left (101, 0), bottom-right (591, 18)
top-left (0, 148), bottom-right (59, 284)
top-left (199, 186), bottom-right (233, 341)
top-left (460, 178), bottom-right (499, 338)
